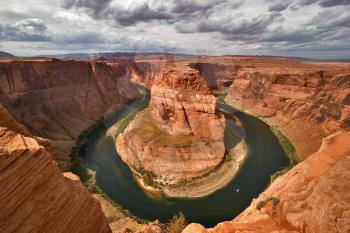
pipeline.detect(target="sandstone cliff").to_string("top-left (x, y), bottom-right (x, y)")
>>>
top-left (225, 59), bottom-right (350, 159)
top-left (0, 123), bottom-right (111, 233)
top-left (116, 63), bottom-right (226, 181)
top-left (182, 58), bottom-right (350, 233)
top-left (184, 131), bottom-right (350, 233)
top-left (0, 59), bottom-right (140, 169)
top-left (0, 58), bottom-right (146, 233)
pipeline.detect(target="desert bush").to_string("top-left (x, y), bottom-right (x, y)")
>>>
top-left (168, 212), bottom-right (187, 233)
top-left (256, 197), bottom-right (280, 210)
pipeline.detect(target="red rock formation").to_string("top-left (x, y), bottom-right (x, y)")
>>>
top-left (0, 59), bottom-right (140, 169)
top-left (116, 63), bottom-right (226, 181)
top-left (0, 125), bottom-right (111, 233)
top-left (183, 131), bottom-right (350, 233)
top-left (226, 59), bottom-right (350, 159)
top-left (182, 58), bottom-right (350, 233)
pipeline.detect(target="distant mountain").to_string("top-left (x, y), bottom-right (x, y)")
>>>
top-left (43, 51), bottom-right (194, 61)
top-left (0, 51), bottom-right (15, 58)
top-left (44, 52), bottom-right (140, 61)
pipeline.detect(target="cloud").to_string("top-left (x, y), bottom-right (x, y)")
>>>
top-left (2, 0), bottom-right (350, 59)
top-left (197, 13), bottom-right (282, 36)
top-left (297, 0), bottom-right (350, 7)
top-left (53, 31), bottom-right (106, 44)
top-left (312, 10), bottom-right (350, 28)
top-left (59, 0), bottom-right (243, 27)
top-left (298, 0), bottom-right (319, 6)
top-left (268, 0), bottom-right (291, 12)
top-left (60, 0), bottom-right (112, 17)
top-left (0, 18), bottom-right (50, 42)
top-left (319, 0), bottom-right (350, 7)
top-left (105, 3), bottom-right (173, 26)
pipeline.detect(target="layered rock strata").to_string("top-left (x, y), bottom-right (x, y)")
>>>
top-left (182, 58), bottom-right (350, 233)
top-left (0, 59), bottom-right (140, 169)
top-left (0, 120), bottom-right (111, 233)
top-left (116, 64), bottom-right (226, 181)
top-left (184, 131), bottom-right (350, 233)
top-left (226, 60), bottom-right (350, 159)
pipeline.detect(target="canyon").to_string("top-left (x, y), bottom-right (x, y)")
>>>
top-left (0, 55), bottom-right (349, 233)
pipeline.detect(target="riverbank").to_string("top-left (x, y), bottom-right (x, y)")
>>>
top-left (224, 97), bottom-right (299, 182)
top-left (161, 140), bottom-right (247, 198)
top-left (129, 140), bottom-right (247, 199)
top-left (113, 107), bottom-right (249, 199)
top-left (68, 93), bottom-right (151, 231)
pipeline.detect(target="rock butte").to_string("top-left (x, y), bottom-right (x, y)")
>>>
top-left (0, 56), bottom-right (349, 233)
top-left (116, 63), bottom-right (226, 182)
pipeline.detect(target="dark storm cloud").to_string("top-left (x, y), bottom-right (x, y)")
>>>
top-left (312, 10), bottom-right (350, 28)
top-left (172, 0), bottom-right (217, 14)
top-left (0, 18), bottom-right (50, 42)
top-left (59, 0), bottom-right (243, 26)
top-left (319, 0), bottom-right (350, 7)
top-left (60, 0), bottom-right (173, 26)
top-left (298, 0), bottom-right (319, 6)
top-left (171, 0), bottom-right (242, 16)
top-left (105, 4), bottom-right (173, 26)
top-left (298, 0), bottom-right (350, 7)
top-left (60, 0), bottom-right (112, 17)
top-left (268, 1), bottom-right (291, 12)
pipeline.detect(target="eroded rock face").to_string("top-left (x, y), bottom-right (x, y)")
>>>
top-left (226, 62), bottom-right (350, 159)
top-left (184, 131), bottom-right (350, 233)
top-left (182, 58), bottom-right (350, 233)
top-left (116, 63), bottom-right (226, 181)
top-left (0, 59), bottom-right (140, 169)
top-left (0, 58), bottom-right (145, 232)
top-left (0, 126), bottom-right (111, 233)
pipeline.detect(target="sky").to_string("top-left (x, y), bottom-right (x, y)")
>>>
top-left (0, 0), bottom-right (349, 59)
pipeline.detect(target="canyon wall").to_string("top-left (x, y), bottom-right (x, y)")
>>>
top-left (183, 58), bottom-right (350, 233)
top-left (0, 59), bottom-right (140, 169)
top-left (0, 103), bottom-right (111, 233)
top-left (184, 131), bottom-right (350, 233)
top-left (225, 60), bottom-right (350, 159)
top-left (0, 58), bottom-right (146, 233)
top-left (116, 63), bottom-right (226, 181)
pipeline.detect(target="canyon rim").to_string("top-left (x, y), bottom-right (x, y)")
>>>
top-left (1, 1), bottom-right (350, 233)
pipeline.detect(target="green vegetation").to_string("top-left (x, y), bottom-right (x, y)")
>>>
top-left (168, 212), bottom-right (187, 233)
top-left (135, 167), bottom-right (158, 187)
top-left (70, 117), bottom-right (104, 185)
top-left (69, 90), bottom-right (150, 225)
top-left (109, 95), bottom-right (149, 139)
top-left (256, 197), bottom-right (280, 210)
top-left (270, 126), bottom-right (299, 182)
top-left (221, 97), bottom-right (299, 183)
top-left (99, 191), bottom-right (148, 224)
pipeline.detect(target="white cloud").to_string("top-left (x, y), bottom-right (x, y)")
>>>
top-left (0, 0), bottom-right (349, 59)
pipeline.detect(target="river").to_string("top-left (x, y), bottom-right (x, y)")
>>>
top-left (81, 96), bottom-right (290, 227)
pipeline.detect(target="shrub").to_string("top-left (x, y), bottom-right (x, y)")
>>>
top-left (168, 212), bottom-right (187, 233)
top-left (256, 197), bottom-right (280, 210)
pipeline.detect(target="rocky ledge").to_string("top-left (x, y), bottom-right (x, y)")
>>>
top-left (116, 63), bottom-right (228, 184)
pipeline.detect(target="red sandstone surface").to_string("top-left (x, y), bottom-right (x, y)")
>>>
top-left (116, 63), bottom-right (226, 181)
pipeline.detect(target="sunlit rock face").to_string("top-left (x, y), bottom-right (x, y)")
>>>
top-left (226, 59), bottom-right (350, 160)
top-left (0, 59), bottom-right (140, 169)
top-left (182, 57), bottom-right (350, 233)
top-left (0, 106), bottom-right (111, 233)
top-left (116, 63), bottom-right (226, 181)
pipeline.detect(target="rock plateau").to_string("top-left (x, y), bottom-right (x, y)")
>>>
top-left (116, 63), bottom-right (226, 181)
